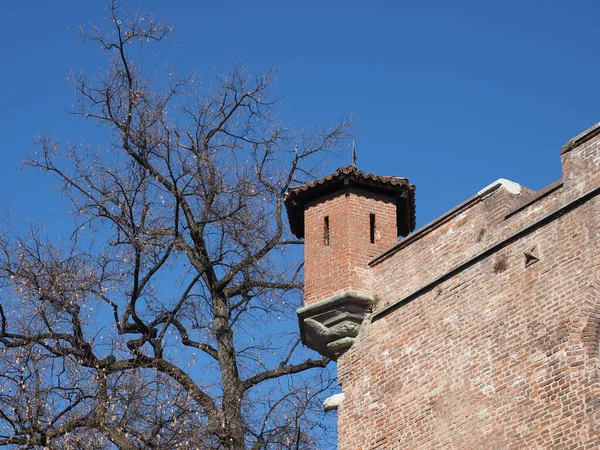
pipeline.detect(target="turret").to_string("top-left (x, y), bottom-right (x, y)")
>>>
top-left (285, 165), bottom-right (416, 359)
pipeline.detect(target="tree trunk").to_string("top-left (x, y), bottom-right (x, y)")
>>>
top-left (213, 293), bottom-right (245, 449)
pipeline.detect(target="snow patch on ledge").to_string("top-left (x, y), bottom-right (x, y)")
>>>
top-left (323, 393), bottom-right (344, 411)
top-left (477, 178), bottom-right (522, 196)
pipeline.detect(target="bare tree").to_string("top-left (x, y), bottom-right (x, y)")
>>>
top-left (0, 2), bottom-right (349, 449)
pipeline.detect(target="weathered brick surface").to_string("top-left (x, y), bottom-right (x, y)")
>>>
top-left (333, 125), bottom-right (600, 449)
top-left (303, 189), bottom-right (397, 305)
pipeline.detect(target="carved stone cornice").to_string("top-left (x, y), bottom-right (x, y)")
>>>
top-left (297, 291), bottom-right (373, 360)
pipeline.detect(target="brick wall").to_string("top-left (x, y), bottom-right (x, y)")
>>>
top-left (303, 189), bottom-right (397, 305)
top-left (335, 124), bottom-right (600, 449)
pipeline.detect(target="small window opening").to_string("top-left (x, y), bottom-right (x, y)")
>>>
top-left (370, 214), bottom-right (376, 244)
top-left (324, 216), bottom-right (330, 246)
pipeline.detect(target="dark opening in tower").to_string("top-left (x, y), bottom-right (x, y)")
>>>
top-left (370, 213), bottom-right (376, 244)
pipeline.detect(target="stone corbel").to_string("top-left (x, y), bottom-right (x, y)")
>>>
top-left (297, 291), bottom-right (373, 360)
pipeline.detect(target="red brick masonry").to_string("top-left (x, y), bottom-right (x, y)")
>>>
top-left (335, 124), bottom-right (600, 448)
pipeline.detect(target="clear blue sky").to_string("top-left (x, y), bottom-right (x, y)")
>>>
top-left (1, 0), bottom-right (599, 232)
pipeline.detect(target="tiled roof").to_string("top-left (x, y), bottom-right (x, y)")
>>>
top-left (286, 164), bottom-right (411, 195)
top-left (284, 165), bottom-right (416, 239)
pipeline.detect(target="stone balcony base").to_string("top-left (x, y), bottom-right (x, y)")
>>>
top-left (297, 291), bottom-right (373, 360)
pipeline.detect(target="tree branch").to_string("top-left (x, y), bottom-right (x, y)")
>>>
top-left (242, 357), bottom-right (330, 392)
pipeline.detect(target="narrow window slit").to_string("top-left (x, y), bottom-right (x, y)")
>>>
top-left (324, 216), bottom-right (330, 246)
top-left (370, 214), bottom-right (376, 244)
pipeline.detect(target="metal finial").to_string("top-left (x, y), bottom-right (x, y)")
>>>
top-left (351, 137), bottom-right (357, 166)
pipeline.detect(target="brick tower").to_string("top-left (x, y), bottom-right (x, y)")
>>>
top-left (285, 165), bottom-right (415, 359)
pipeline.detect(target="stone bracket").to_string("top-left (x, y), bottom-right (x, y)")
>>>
top-left (297, 291), bottom-right (373, 360)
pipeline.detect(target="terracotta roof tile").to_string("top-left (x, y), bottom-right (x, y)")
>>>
top-left (286, 164), bottom-right (411, 197)
top-left (284, 165), bottom-right (416, 239)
